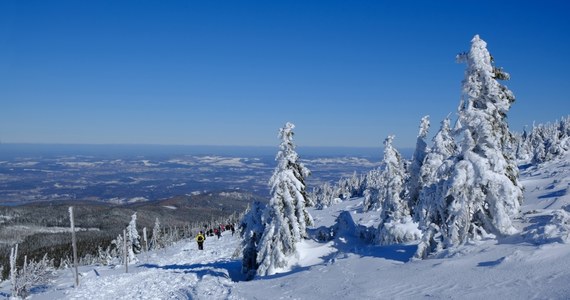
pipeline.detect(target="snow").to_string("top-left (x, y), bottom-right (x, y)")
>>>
top-left (519, 152), bottom-right (570, 212)
top-left (302, 157), bottom-right (378, 167)
top-left (11, 162), bottom-right (39, 167)
top-left (57, 162), bottom-right (98, 168)
top-left (2, 154), bottom-right (570, 299)
top-left (1, 225), bottom-right (99, 236)
top-left (25, 236), bottom-right (241, 300)
top-left (108, 197), bottom-right (150, 205)
top-left (140, 160), bottom-right (158, 167)
top-left (171, 156), bottom-right (252, 168)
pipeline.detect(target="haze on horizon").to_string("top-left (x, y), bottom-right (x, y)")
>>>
top-left (1, 1), bottom-right (568, 148)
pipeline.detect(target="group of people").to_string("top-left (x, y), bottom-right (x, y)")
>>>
top-left (195, 223), bottom-right (236, 250)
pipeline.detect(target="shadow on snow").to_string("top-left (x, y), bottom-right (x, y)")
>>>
top-left (538, 188), bottom-right (567, 199)
top-left (325, 236), bottom-right (417, 264)
top-left (477, 257), bottom-right (506, 267)
top-left (310, 210), bottom-right (417, 264)
top-left (139, 259), bottom-right (246, 282)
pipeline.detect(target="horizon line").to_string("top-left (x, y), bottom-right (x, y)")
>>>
top-left (0, 142), bottom-right (398, 149)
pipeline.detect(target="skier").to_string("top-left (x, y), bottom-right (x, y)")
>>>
top-left (196, 231), bottom-right (205, 250)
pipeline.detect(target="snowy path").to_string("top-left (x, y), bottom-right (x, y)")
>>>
top-left (33, 233), bottom-right (242, 300)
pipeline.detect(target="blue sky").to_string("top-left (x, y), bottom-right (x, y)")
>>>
top-left (0, 1), bottom-right (568, 148)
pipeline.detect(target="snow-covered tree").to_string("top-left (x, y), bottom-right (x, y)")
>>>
top-left (256, 122), bottom-right (313, 277)
top-left (363, 168), bottom-right (382, 211)
top-left (337, 171), bottom-right (366, 200)
top-left (513, 126), bottom-right (532, 162)
top-left (347, 171), bottom-right (367, 198)
top-left (516, 116), bottom-right (570, 164)
top-left (107, 213), bottom-right (142, 265)
top-left (415, 117), bottom-right (458, 224)
top-left (269, 122), bottom-right (313, 236)
top-left (110, 233), bottom-right (125, 264)
top-left (96, 245), bottom-right (113, 266)
top-left (376, 135), bottom-right (420, 245)
top-left (379, 136), bottom-right (408, 219)
top-left (312, 171), bottom-right (366, 210)
top-left (407, 115), bottom-right (430, 210)
top-left (239, 201), bottom-right (266, 280)
top-left (126, 212), bottom-right (141, 262)
top-left (312, 182), bottom-right (338, 209)
top-left (16, 254), bottom-right (55, 298)
top-left (416, 35), bottom-right (523, 258)
top-left (422, 117), bottom-right (457, 186)
top-left (10, 244), bottom-right (18, 297)
top-left (150, 217), bottom-right (163, 250)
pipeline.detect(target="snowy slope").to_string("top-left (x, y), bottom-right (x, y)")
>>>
top-left (17, 235), bottom-right (242, 300)
top-left (519, 153), bottom-right (570, 213)
top-left (1, 153), bottom-right (570, 299)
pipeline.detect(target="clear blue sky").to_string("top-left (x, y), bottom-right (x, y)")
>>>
top-left (1, 1), bottom-right (568, 148)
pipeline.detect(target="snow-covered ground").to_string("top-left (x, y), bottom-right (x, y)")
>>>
top-left (1, 154), bottom-right (569, 299)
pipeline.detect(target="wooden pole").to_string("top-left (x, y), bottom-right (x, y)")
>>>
top-left (143, 226), bottom-right (148, 261)
top-left (143, 227), bottom-right (148, 252)
top-left (23, 255), bottom-right (27, 284)
top-left (124, 229), bottom-right (128, 273)
top-left (10, 244), bottom-right (18, 297)
top-left (69, 206), bottom-right (79, 287)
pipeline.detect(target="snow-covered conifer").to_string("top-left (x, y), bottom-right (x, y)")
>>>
top-left (313, 182), bottom-right (340, 210)
top-left (111, 233), bottom-right (125, 264)
top-left (10, 244), bottom-right (18, 297)
top-left (270, 122), bottom-right (313, 235)
top-left (16, 254), bottom-right (54, 297)
top-left (150, 217), bottom-right (162, 250)
top-left (126, 213), bottom-right (141, 260)
top-left (313, 171), bottom-right (367, 210)
top-left (363, 168), bottom-right (382, 211)
top-left (421, 117), bottom-right (457, 187)
top-left (416, 35), bottom-right (523, 258)
top-left (415, 117), bottom-right (458, 224)
top-left (513, 127), bottom-right (532, 162)
top-left (256, 122), bottom-right (313, 277)
top-left (239, 201), bottom-right (266, 280)
top-left (347, 171), bottom-right (367, 198)
top-left (407, 115), bottom-right (430, 210)
top-left (97, 245), bottom-right (113, 266)
top-left (379, 136), bottom-right (408, 219)
top-left (377, 135), bottom-right (420, 244)
top-left (525, 116), bottom-right (570, 164)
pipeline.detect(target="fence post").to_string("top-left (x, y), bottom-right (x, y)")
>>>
top-left (69, 206), bottom-right (79, 287)
top-left (10, 244), bottom-right (18, 297)
top-left (124, 229), bottom-right (128, 273)
top-left (143, 227), bottom-right (148, 252)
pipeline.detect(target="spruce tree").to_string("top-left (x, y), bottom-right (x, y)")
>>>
top-left (256, 122), bottom-right (313, 277)
top-left (126, 213), bottom-right (141, 260)
top-left (377, 135), bottom-right (420, 244)
top-left (380, 136), bottom-right (408, 220)
top-left (416, 35), bottom-right (523, 258)
top-left (239, 201), bottom-right (266, 280)
top-left (150, 217), bottom-right (162, 250)
top-left (415, 117), bottom-right (458, 223)
top-left (363, 169), bottom-right (382, 211)
top-left (269, 122), bottom-right (313, 236)
top-left (407, 115), bottom-right (430, 211)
